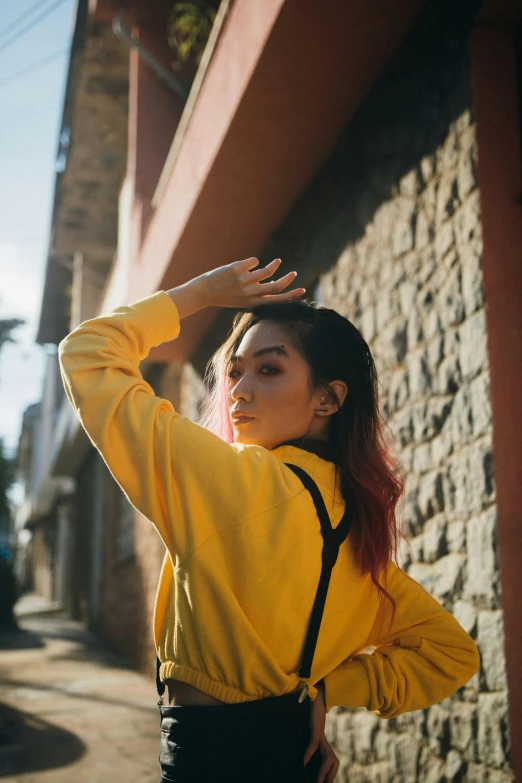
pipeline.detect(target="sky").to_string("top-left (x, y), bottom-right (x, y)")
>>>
top-left (0, 0), bottom-right (77, 457)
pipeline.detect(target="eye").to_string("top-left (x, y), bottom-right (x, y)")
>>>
top-left (226, 365), bottom-right (279, 378)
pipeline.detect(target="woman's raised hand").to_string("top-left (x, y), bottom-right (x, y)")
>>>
top-left (203, 257), bottom-right (306, 308)
top-left (166, 257), bottom-right (305, 319)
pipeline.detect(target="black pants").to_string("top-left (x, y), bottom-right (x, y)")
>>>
top-left (158, 691), bottom-right (323, 782)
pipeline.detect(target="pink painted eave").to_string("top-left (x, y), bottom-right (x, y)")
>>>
top-left (134, 0), bottom-right (286, 297)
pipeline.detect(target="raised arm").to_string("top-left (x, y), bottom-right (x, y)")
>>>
top-left (58, 258), bottom-right (306, 562)
top-left (322, 561), bottom-right (480, 716)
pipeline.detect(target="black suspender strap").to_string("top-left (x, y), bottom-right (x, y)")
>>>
top-left (155, 462), bottom-right (351, 704)
top-left (156, 654), bottom-right (165, 701)
top-left (284, 462), bottom-right (352, 702)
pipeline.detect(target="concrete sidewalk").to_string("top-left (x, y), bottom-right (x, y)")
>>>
top-left (0, 593), bottom-right (160, 782)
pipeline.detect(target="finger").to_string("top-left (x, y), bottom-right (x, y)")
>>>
top-left (248, 258), bottom-right (281, 282)
top-left (303, 743), bottom-right (319, 766)
top-left (326, 762), bottom-right (340, 783)
top-left (243, 270), bottom-right (296, 294)
top-left (258, 271), bottom-right (298, 292)
top-left (316, 759), bottom-right (331, 783)
top-left (318, 758), bottom-right (338, 783)
top-left (254, 288), bottom-right (306, 304)
top-left (316, 736), bottom-right (337, 782)
top-left (236, 256), bottom-right (260, 271)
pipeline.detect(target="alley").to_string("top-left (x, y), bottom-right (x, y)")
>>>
top-left (0, 594), bottom-right (161, 782)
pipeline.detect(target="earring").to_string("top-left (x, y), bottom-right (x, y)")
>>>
top-left (314, 397), bottom-right (327, 412)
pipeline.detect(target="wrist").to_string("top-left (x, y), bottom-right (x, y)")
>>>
top-left (166, 276), bottom-right (208, 319)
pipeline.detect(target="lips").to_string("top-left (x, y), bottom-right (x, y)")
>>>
top-left (232, 414), bottom-right (254, 423)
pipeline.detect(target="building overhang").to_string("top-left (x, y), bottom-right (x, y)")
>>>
top-left (127, 0), bottom-right (427, 363)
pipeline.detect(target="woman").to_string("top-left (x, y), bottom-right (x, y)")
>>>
top-left (58, 257), bottom-right (480, 782)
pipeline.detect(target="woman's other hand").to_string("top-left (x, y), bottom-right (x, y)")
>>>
top-left (166, 257), bottom-right (305, 319)
top-left (314, 733), bottom-right (340, 783)
top-left (304, 681), bottom-right (340, 782)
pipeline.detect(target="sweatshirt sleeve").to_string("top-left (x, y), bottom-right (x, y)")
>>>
top-left (58, 291), bottom-right (295, 562)
top-left (322, 560), bottom-right (480, 717)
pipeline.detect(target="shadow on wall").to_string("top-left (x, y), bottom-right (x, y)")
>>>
top-left (262, 0), bottom-right (485, 293)
top-left (0, 701), bottom-right (86, 777)
top-left (188, 0), bottom-right (484, 384)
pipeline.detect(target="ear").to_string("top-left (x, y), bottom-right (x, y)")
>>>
top-left (328, 380), bottom-right (348, 410)
top-left (314, 381), bottom-right (348, 414)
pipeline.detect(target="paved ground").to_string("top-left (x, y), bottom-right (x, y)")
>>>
top-left (0, 593), bottom-right (161, 782)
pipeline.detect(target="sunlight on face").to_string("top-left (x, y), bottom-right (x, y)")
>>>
top-left (226, 321), bottom-right (322, 450)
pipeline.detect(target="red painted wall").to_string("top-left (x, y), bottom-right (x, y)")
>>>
top-left (473, 18), bottom-right (522, 781)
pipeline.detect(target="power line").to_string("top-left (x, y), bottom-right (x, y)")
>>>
top-left (0, 46), bottom-right (69, 91)
top-left (0, 0), bottom-right (72, 56)
top-left (0, 0), bottom-right (57, 44)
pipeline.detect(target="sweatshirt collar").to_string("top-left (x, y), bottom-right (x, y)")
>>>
top-left (270, 442), bottom-right (343, 506)
top-left (275, 436), bottom-right (336, 463)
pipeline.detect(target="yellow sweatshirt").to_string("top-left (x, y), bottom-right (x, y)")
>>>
top-left (58, 290), bottom-right (480, 715)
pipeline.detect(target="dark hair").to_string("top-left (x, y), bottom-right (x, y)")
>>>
top-left (199, 298), bottom-right (405, 618)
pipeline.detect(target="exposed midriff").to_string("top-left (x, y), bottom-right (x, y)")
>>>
top-left (164, 678), bottom-right (228, 706)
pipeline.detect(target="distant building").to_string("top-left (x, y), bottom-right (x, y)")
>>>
top-left (15, 363), bottom-right (75, 603)
top-left (17, 0), bottom-right (521, 779)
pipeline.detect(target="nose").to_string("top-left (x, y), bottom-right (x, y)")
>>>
top-left (229, 375), bottom-right (252, 403)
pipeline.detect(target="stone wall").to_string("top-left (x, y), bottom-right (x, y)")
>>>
top-left (315, 116), bottom-right (510, 783)
top-left (260, 0), bottom-right (512, 779)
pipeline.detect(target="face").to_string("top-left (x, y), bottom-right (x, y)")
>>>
top-left (226, 321), bottom-right (327, 450)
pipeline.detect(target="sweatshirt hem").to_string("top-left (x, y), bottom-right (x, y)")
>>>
top-left (160, 661), bottom-right (317, 704)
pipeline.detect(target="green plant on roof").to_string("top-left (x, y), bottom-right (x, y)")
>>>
top-left (168, 1), bottom-right (219, 69)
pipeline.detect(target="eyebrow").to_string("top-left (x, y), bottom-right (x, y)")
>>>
top-left (230, 345), bottom-right (290, 362)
